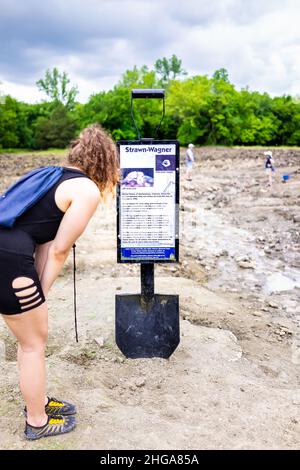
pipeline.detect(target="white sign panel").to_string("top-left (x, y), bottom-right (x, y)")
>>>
top-left (118, 142), bottom-right (179, 262)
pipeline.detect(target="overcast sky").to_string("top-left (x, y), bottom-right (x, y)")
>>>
top-left (1, 0), bottom-right (300, 103)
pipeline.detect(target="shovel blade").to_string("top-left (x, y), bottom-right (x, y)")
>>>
top-left (115, 294), bottom-right (179, 359)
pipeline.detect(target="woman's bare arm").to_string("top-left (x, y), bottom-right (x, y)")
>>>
top-left (34, 241), bottom-right (53, 279)
top-left (40, 182), bottom-right (100, 296)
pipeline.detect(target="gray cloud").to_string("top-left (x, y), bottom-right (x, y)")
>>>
top-left (0, 0), bottom-right (177, 84)
top-left (0, 0), bottom-right (299, 101)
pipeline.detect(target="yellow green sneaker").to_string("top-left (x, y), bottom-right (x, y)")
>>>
top-left (25, 415), bottom-right (76, 440)
top-left (24, 396), bottom-right (77, 418)
top-left (45, 397), bottom-right (77, 417)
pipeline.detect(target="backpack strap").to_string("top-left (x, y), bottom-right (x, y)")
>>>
top-left (72, 243), bottom-right (79, 343)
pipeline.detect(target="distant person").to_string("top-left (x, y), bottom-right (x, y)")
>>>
top-left (186, 143), bottom-right (195, 181)
top-left (0, 124), bottom-right (119, 440)
top-left (264, 150), bottom-right (275, 187)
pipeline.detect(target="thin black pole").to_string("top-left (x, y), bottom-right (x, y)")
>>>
top-left (72, 244), bottom-right (78, 343)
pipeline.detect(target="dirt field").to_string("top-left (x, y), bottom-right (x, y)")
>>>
top-left (0, 147), bottom-right (299, 450)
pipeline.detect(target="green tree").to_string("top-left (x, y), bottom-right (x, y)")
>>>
top-left (36, 68), bottom-right (78, 111)
top-left (213, 68), bottom-right (230, 83)
top-left (34, 103), bottom-right (77, 149)
top-left (155, 54), bottom-right (186, 86)
top-left (0, 81), bottom-right (5, 105)
top-left (80, 64), bottom-right (164, 139)
top-left (3, 58), bottom-right (300, 150)
top-left (207, 71), bottom-right (238, 144)
top-left (167, 75), bottom-right (212, 145)
top-left (0, 95), bottom-right (20, 148)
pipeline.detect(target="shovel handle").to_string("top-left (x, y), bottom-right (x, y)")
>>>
top-left (130, 88), bottom-right (165, 139)
top-left (132, 89), bottom-right (164, 99)
top-left (141, 264), bottom-right (154, 302)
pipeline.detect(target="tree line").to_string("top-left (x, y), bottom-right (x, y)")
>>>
top-left (1, 56), bottom-right (300, 149)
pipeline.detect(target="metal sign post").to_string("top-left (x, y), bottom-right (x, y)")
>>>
top-left (115, 89), bottom-right (180, 359)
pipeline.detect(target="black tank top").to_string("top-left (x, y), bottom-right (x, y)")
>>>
top-left (265, 157), bottom-right (272, 168)
top-left (14, 167), bottom-right (89, 244)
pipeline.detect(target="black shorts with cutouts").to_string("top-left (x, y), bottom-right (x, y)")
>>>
top-left (0, 228), bottom-right (45, 315)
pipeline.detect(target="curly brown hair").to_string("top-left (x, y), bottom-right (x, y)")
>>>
top-left (67, 124), bottom-right (119, 195)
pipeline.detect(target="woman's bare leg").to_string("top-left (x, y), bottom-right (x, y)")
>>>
top-left (269, 172), bottom-right (273, 187)
top-left (186, 166), bottom-right (192, 180)
top-left (2, 302), bottom-right (48, 427)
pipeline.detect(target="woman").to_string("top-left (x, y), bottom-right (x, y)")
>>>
top-left (0, 124), bottom-right (119, 440)
top-left (264, 150), bottom-right (275, 187)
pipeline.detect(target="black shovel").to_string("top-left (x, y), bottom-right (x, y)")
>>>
top-left (115, 89), bottom-right (180, 359)
top-left (115, 264), bottom-right (179, 359)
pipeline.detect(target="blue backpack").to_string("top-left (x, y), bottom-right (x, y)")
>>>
top-left (0, 166), bottom-right (64, 228)
top-left (0, 165), bottom-right (79, 342)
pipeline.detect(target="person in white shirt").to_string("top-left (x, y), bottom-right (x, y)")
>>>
top-left (186, 143), bottom-right (195, 181)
